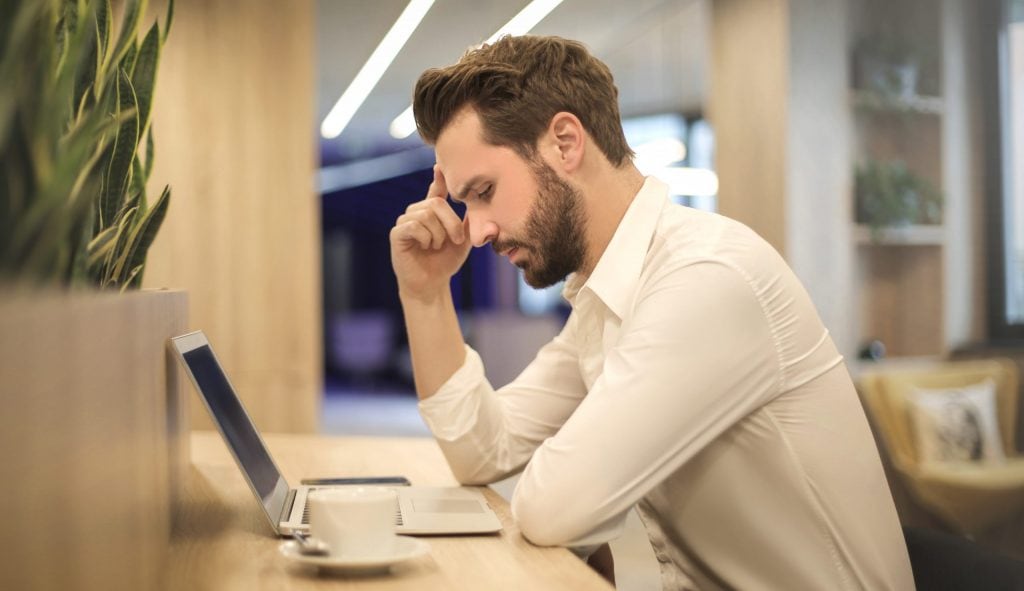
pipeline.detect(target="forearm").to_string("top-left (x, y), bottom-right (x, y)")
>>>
top-left (400, 287), bottom-right (467, 400)
top-left (418, 322), bottom-right (589, 485)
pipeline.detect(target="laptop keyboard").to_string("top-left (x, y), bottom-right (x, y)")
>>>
top-left (301, 488), bottom-right (404, 526)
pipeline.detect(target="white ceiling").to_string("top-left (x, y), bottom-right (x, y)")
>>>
top-left (316, 0), bottom-right (709, 160)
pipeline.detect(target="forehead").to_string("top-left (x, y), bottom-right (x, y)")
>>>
top-left (434, 109), bottom-right (526, 196)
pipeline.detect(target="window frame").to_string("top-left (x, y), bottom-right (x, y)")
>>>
top-left (985, 0), bottom-right (1024, 341)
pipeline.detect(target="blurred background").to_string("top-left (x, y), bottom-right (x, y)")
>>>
top-left (316, 0), bottom-right (715, 409)
top-left (135, 0), bottom-right (1023, 584)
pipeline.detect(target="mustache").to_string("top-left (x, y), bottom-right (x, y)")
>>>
top-left (491, 239), bottom-right (527, 255)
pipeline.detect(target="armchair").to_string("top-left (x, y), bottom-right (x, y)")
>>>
top-left (859, 359), bottom-right (1024, 535)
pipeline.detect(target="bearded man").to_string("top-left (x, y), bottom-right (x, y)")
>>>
top-left (389, 34), bottom-right (913, 591)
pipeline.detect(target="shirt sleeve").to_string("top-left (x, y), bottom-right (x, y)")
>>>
top-left (511, 260), bottom-right (783, 547)
top-left (418, 313), bottom-right (590, 485)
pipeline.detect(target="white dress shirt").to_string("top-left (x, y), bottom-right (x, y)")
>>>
top-left (419, 177), bottom-right (914, 590)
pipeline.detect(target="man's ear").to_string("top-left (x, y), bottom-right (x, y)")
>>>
top-left (543, 112), bottom-right (585, 174)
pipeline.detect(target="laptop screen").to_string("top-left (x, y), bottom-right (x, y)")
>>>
top-left (179, 341), bottom-right (290, 529)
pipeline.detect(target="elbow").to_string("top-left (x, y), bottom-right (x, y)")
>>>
top-left (436, 438), bottom-right (522, 485)
top-left (444, 453), bottom-right (513, 486)
top-left (450, 467), bottom-right (493, 487)
top-left (511, 469), bottom-right (626, 548)
top-left (511, 491), bottom-right (585, 547)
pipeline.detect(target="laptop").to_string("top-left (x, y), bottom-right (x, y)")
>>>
top-left (170, 330), bottom-right (503, 536)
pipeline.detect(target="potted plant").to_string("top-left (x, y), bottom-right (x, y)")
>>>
top-left (855, 159), bottom-right (943, 238)
top-left (0, 2), bottom-right (188, 588)
top-left (1, 0), bottom-right (172, 289)
top-left (853, 25), bottom-right (938, 100)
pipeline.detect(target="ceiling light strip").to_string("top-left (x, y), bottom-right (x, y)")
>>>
top-left (321, 0), bottom-right (435, 139)
top-left (484, 0), bottom-right (563, 43)
top-left (388, 0), bottom-right (564, 139)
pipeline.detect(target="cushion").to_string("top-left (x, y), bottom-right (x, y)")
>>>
top-left (909, 380), bottom-right (1005, 464)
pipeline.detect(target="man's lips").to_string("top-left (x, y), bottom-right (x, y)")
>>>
top-left (497, 246), bottom-right (524, 265)
top-left (494, 241), bottom-right (526, 264)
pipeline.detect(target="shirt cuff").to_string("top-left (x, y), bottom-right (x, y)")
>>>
top-left (417, 345), bottom-right (487, 441)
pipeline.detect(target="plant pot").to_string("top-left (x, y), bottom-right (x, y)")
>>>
top-left (857, 54), bottom-right (920, 99)
top-left (0, 289), bottom-right (188, 591)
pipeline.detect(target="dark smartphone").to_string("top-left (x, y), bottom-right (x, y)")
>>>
top-left (300, 476), bottom-right (412, 486)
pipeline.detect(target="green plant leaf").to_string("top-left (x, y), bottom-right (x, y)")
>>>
top-left (104, 202), bottom-right (139, 286)
top-left (1, 0), bottom-right (170, 290)
top-left (116, 187), bottom-right (142, 224)
top-left (100, 69), bottom-right (139, 229)
top-left (72, 8), bottom-right (99, 116)
top-left (9, 203), bottom-right (63, 280)
top-left (130, 154), bottom-right (147, 204)
top-left (69, 204), bottom-right (95, 286)
top-left (86, 222), bottom-right (119, 266)
top-left (132, 22), bottom-right (161, 138)
top-left (163, 0), bottom-right (174, 43)
top-left (16, 188), bottom-right (94, 287)
top-left (120, 39), bottom-right (138, 77)
top-left (53, 1), bottom-right (80, 87)
top-left (143, 124), bottom-right (154, 180)
top-left (121, 264), bottom-right (144, 292)
top-left (108, 0), bottom-right (147, 72)
top-left (120, 184), bottom-right (169, 286)
top-left (95, 0), bottom-right (112, 78)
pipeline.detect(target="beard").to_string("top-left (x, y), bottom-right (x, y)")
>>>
top-left (492, 160), bottom-right (588, 289)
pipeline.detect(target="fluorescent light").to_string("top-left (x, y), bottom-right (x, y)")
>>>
top-left (321, 0), bottom-right (435, 139)
top-left (390, 105), bottom-right (417, 139)
top-left (484, 0), bottom-right (564, 43)
top-left (648, 167), bottom-right (719, 198)
top-left (389, 0), bottom-right (564, 139)
top-left (633, 138), bottom-right (687, 171)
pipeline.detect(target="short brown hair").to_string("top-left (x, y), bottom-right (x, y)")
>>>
top-left (413, 35), bottom-right (634, 167)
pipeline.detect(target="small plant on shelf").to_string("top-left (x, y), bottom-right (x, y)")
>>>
top-left (855, 159), bottom-right (942, 238)
top-left (853, 27), bottom-right (938, 100)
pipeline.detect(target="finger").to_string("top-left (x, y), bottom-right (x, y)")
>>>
top-left (427, 165), bottom-right (448, 200)
top-left (400, 208), bottom-right (448, 250)
top-left (403, 200), bottom-right (433, 216)
top-left (397, 208), bottom-right (449, 249)
top-left (427, 198), bottom-right (465, 244)
top-left (421, 211), bottom-right (448, 250)
top-left (392, 220), bottom-right (434, 250)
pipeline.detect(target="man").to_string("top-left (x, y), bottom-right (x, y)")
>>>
top-left (389, 35), bottom-right (913, 590)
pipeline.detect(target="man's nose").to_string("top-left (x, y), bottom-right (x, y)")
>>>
top-left (466, 211), bottom-right (498, 247)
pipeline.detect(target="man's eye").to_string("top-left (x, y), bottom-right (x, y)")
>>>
top-left (478, 185), bottom-right (494, 201)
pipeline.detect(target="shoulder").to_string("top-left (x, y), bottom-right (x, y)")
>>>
top-left (645, 204), bottom-right (782, 283)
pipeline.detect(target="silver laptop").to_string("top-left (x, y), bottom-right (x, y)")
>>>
top-left (171, 330), bottom-right (502, 536)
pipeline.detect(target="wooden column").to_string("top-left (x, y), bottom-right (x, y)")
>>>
top-left (144, 0), bottom-right (321, 433)
top-left (710, 0), bottom-right (855, 359)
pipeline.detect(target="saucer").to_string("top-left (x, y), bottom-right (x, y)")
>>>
top-left (279, 536), bottom-right (430, 575)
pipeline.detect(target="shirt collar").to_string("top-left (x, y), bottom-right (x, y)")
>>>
top-left (563, 176), bottom-right (669, 318)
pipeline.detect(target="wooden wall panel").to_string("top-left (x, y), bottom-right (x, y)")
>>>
top-left (858, 245), bottom-right (945, 356)
top-left (709, 0), bottom-right (789, 254)
top-left (143, 0), bottom-right (321, 433)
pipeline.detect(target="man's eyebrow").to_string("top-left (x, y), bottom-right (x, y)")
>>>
top-left (452, 175), bottom-right (486, 202)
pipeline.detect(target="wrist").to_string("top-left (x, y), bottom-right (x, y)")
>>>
top-left (398, 284), bottom-right (452, 308)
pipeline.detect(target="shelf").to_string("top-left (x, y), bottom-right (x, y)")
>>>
top-left (854, 224), bottom-right (945, 245)
top-left (851, 90), bottom-right (944, 115)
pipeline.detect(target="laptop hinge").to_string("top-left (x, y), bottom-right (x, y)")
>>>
top-left (280, 489), bottom-right (297, 523)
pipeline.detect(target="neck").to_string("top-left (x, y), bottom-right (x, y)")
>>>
top-left (576, 161), bottom-right (645, 278)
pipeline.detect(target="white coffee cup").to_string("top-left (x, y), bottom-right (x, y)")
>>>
top-left (307, 487), bottom-right (398, 558)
